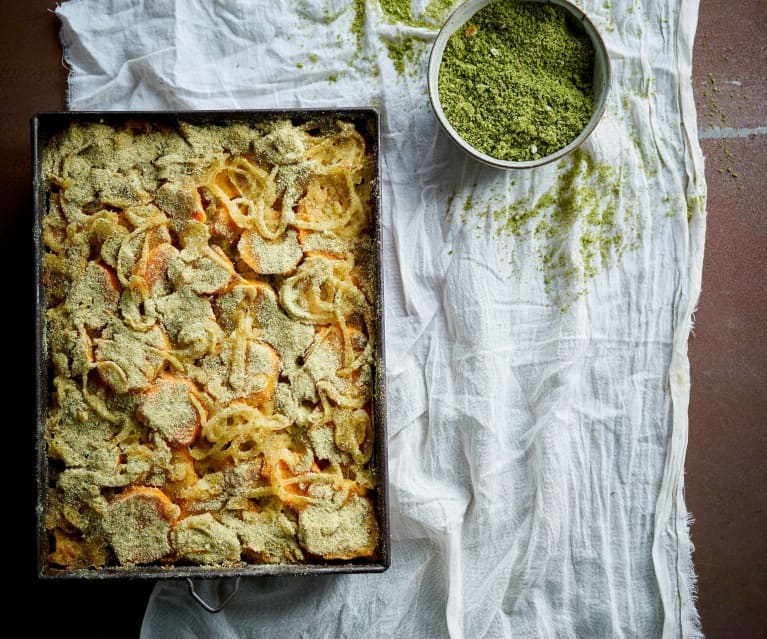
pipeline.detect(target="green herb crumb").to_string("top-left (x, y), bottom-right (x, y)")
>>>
top-left (479, 150), bottom-right (635, 306)
top-left (382, 36), bottom-right (417, 76)
top-left (437, 0), bottom-right (596, 162)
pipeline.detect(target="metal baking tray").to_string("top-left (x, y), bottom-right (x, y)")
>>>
top-left (33, 109), bottom-right (390, 586)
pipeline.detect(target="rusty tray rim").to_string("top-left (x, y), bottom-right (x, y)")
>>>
top-left (33, 107), bottom-right (390, 582)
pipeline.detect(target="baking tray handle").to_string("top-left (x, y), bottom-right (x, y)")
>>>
top-left (186, 577), bottom-right (241, 613)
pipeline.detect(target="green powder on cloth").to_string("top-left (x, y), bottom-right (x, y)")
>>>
top-left (437, 0), bottom-right (596, 162)
top-left (347, 1), bottom-right (459, 77)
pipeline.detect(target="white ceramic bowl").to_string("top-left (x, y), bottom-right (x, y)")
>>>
top-left (427, 0), bottom-right (611, 169)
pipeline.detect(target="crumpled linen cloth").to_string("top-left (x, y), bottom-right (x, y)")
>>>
top-left (55, 1), bottom-right (707, 637)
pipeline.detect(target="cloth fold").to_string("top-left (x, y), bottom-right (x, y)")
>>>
top-left (55, 1), bottom-right (706, 637)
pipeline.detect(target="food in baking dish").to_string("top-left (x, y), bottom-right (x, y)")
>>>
top-left (40, 115), bottom-right (381, 569)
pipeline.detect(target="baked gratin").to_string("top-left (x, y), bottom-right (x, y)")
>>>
top-left (39, 115), bottom-right (381, 570)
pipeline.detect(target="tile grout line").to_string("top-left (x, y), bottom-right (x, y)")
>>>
top-left (698, 126), bottom-right (767, 140)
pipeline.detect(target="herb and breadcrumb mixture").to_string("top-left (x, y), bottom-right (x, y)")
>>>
top-left (437, 0), bottom-right (596, 162)
top-left (40, 116), bottom-right (381, 570)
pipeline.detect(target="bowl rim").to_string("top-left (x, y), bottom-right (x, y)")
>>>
top-left (427, 0), bottom-right (612, 170)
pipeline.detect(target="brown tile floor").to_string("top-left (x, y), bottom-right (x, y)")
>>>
top-left (686, 1), bottom-right (767, 637)
top-left (5, 1), bottom-right (764, 637)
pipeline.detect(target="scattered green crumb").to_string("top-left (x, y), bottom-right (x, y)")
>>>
top-left (379, 0), bottom-right (418, 25)
top-left (343, 1), bottom-right (461, 76)
top-left (686, 194), bottom-right (706, 221)
top-left (379, 0), bottom-right (455, 27)
top-left (382, 36), bottom-right (417, 76)
top-left (424, 0), bottom-right (458, 22)
top-left (474, 149), bottom-right (638, 307)
top-left (323, 7), bottom-right (344, 24)
top-left (351, 0), bottom-right (367, 55)
top-left (378, 1), bottom-right (458, 76)
top-left (697, 74), bottom-right (748, 187)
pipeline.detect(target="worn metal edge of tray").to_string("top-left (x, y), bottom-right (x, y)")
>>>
top-left (33, 108), bottom-right (390, 581)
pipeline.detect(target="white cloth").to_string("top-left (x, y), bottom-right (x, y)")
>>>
top-left (55, 1), bottom-right (707, 637)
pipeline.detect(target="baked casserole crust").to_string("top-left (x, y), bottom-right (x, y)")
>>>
top-left (39, 114), bottom-right (381, 570)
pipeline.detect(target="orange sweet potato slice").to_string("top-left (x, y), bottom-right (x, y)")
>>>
top-left (245, 340), bottom-right (280, 406)
top-left (65, 261), bottom-right (121, 329)
top-left (48, 529), bottom-right (109, 569)
top-left (155, 183), bottom-right (206, 233)
top-left (139, 242), bottom-right (179, 297)
top-left (238, 227), bottom-right (302, 275)
top-left (136, 374), bottom-right (206, 447)
top-left (297, 494), bottom-right (379, 561)
top-left (104, 486), bottom-right (180, 565)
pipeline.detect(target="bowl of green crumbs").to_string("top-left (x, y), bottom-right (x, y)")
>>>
top-left (428, 0), bottom-right (611, 169)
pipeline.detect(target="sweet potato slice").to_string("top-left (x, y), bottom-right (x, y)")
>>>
top-left (238, 227), bottom-right (302, 275)
top-left (137, 374), bottom-right (206, 447)
top-left (48, 529), bottom-right (109, 569)
top-left (155, 183), bottom-right (206, 233)
top-left (140, 242), bottom-right (179, 297)
top-left (64, 261), bottom-right (121, 330)
top-left (297, 494), bottom-right (379, 560)
top-left (104, 486), bottom-right (180, 565)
